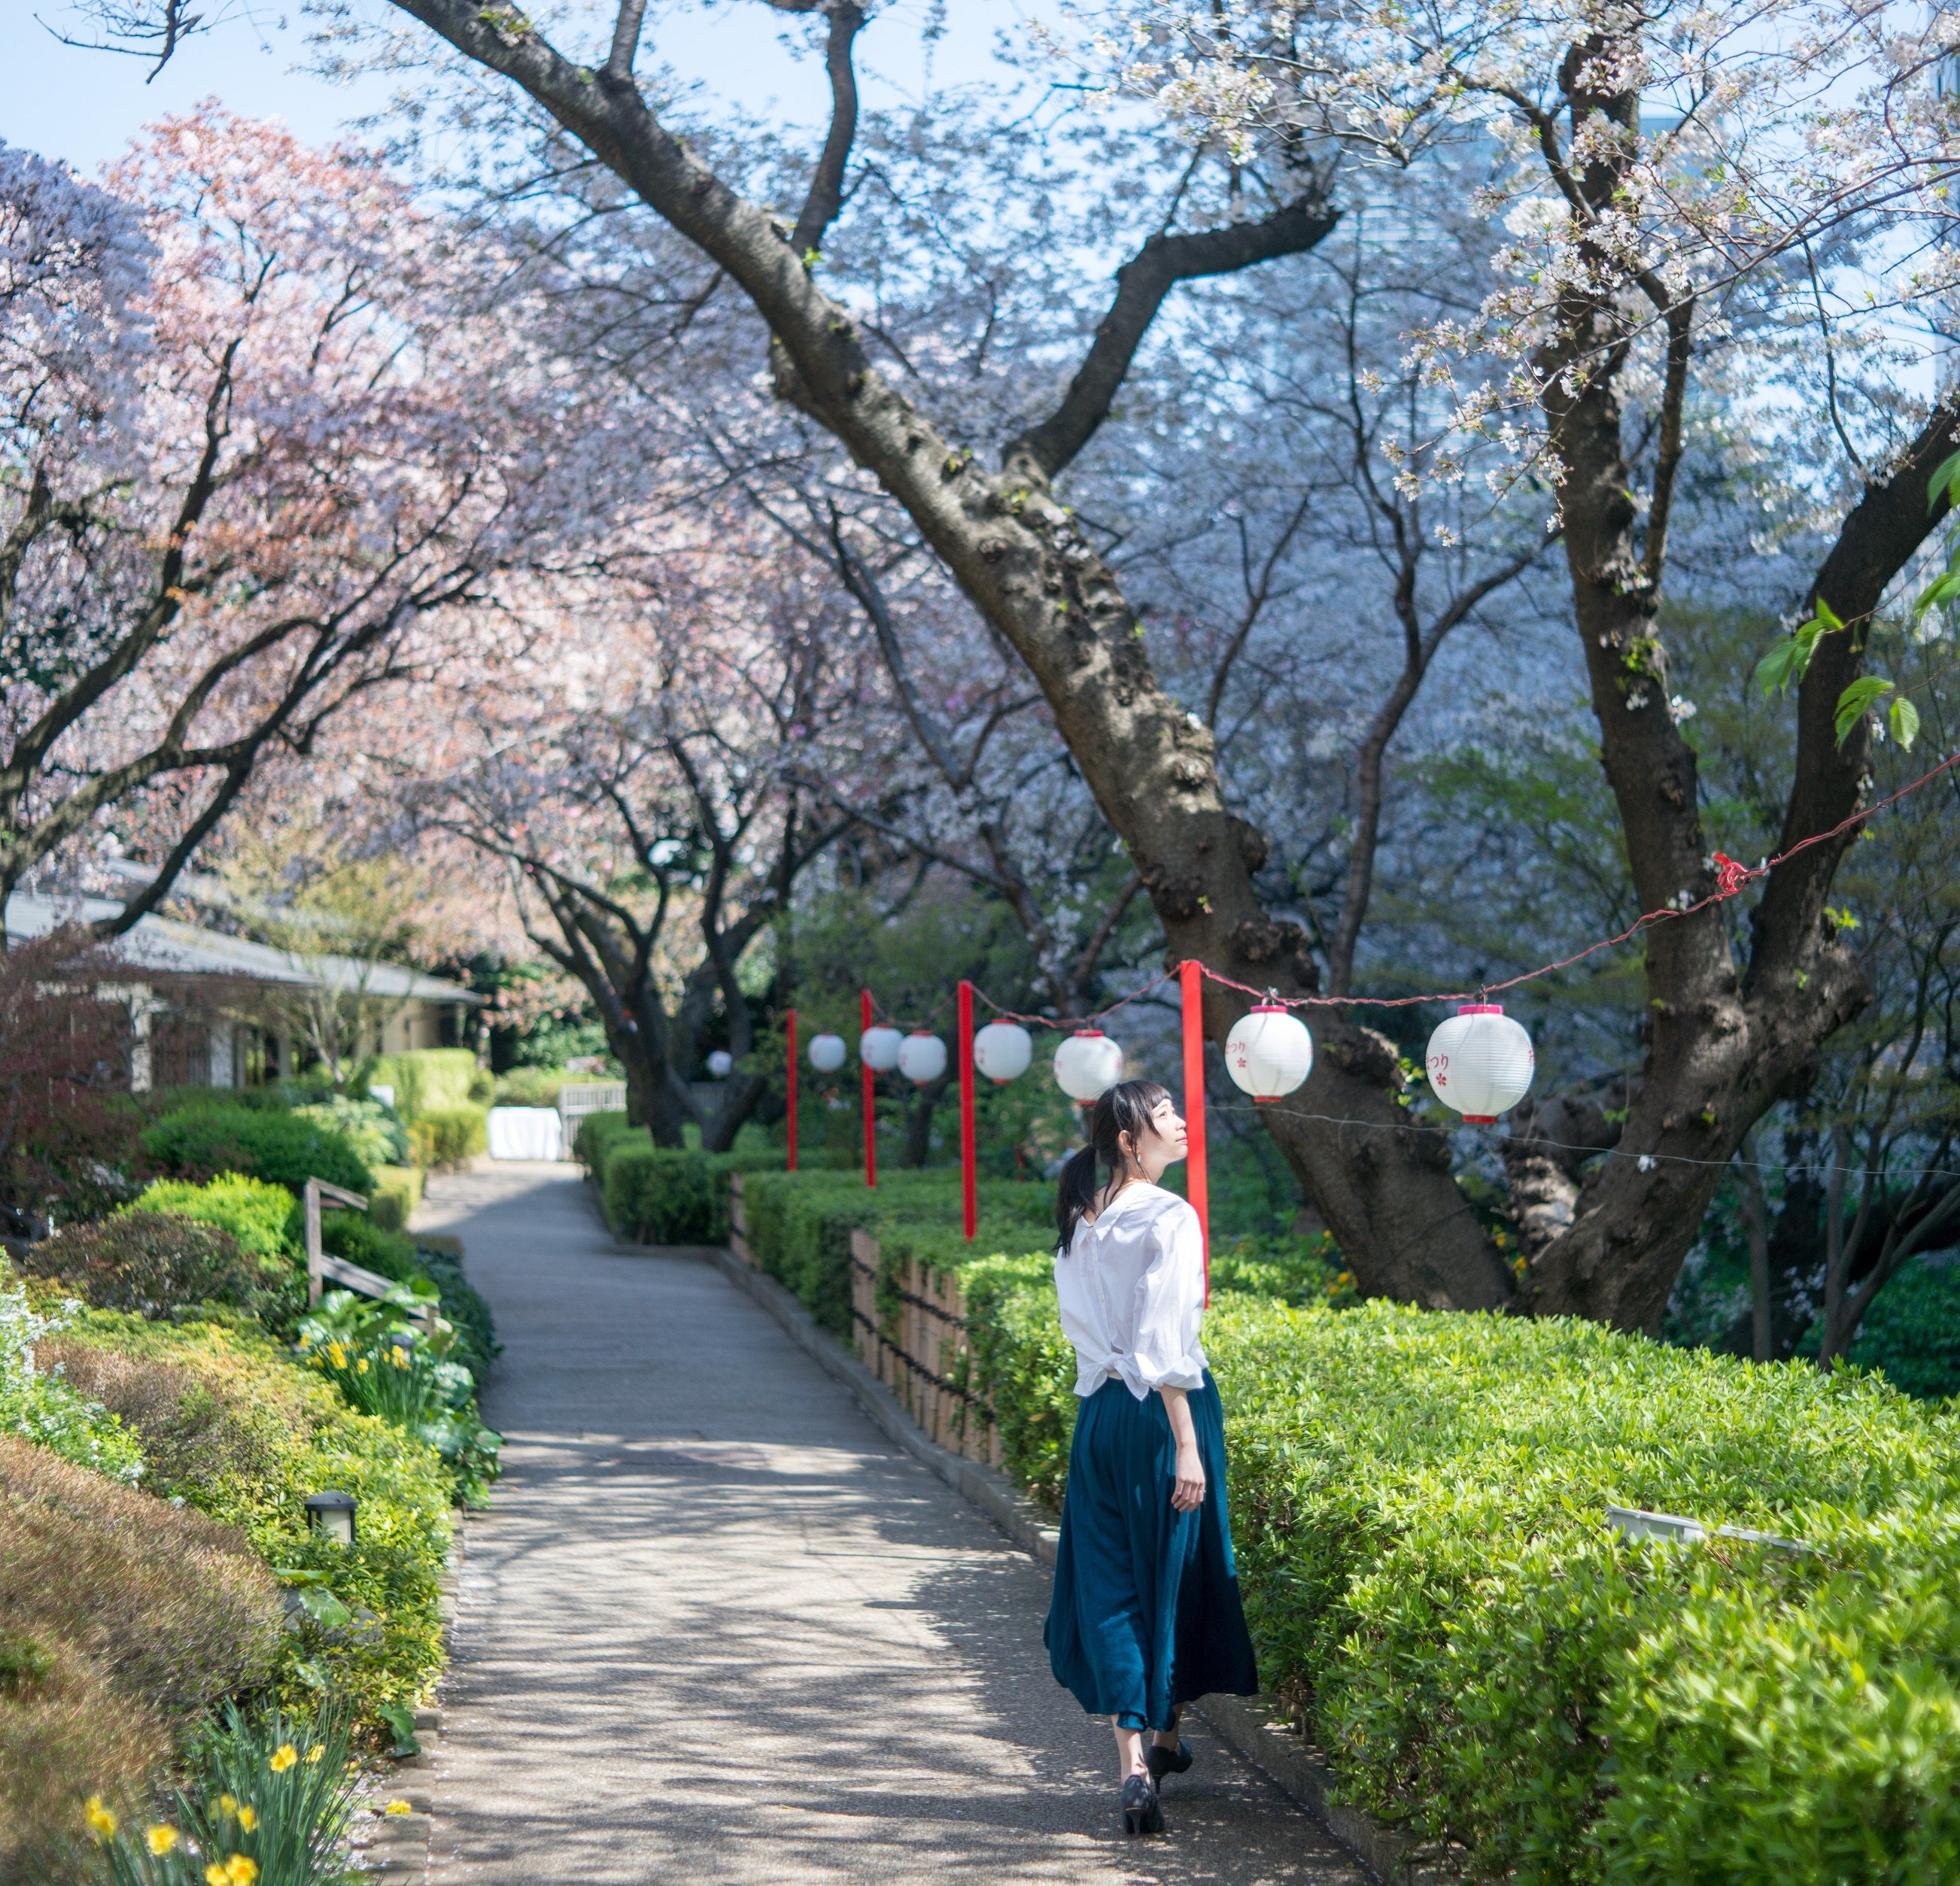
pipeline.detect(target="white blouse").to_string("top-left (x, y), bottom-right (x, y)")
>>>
top-left (1055, 1182), bottom-right (1208, 1402)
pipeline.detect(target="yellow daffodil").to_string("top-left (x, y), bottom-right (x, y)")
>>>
top-left (84, 1796), bottom-right (117, 1839)
top-left (306, 1743), bottom-right (325, 1763)
top-left (226, 1857), bottom-right (259, 1886)
top-left (217, 1793), bottom-right (239, 1819)
top-left (390, 1345), bottom-right (409, 1369)
top-left (146, 1825), bottom-right (179, 1856)
top-left (298, 1331), bottom-right (312, 1347)
top-left (356, 1358), bottom-right (369, 1374)
top-left (269, 1743), bottom-right (297, 1772)
top-left (207, 1866), bottom-right (229, 1885)
top-left (236, 1805), bottom-right (258, 1832)
top-left (383, 1799), bottom-right (413, 1815)
top-left (327, 1341), bottom-right (348, 1368)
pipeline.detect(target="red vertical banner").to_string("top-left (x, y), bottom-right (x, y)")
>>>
top-left (860, 987), bottom-right (877, 1189)
top-left (958, 979), bottom-right (977, 1241)
top-left (785, 1008), bottom-right (798, 1173)
top-left (1180, 958), bottom-right (1211, 1305)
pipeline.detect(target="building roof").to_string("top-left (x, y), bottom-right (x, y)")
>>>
top-left (5, 894), bottom-right (482, 1006)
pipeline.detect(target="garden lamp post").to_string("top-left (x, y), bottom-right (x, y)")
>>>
top-left (305, 1490), bottom-right (357, 1547)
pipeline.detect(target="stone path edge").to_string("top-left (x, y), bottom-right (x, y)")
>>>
top-left (701, 1242), bottom-right (1457, 1886)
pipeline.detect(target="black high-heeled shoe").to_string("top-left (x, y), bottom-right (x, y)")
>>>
top-left (1120, 1772), bottom-right (1164, 1836)
top-left (1146, 1737), bottom-right (1193, 1782)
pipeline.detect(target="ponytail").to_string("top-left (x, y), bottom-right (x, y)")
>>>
top-left (1054, 1077), bottom-right (1174, 1253)
top-left (1055, 1145), bottom-right (1099, 1253)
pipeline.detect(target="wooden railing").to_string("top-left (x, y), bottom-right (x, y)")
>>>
top-left (729, 1177), bottom-right (1000, 1467)
top-left (303, 1176), bottom-right (436, 1335)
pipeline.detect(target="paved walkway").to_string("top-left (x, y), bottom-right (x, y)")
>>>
top-left (415, 1164), bottom-right (1366, 1885)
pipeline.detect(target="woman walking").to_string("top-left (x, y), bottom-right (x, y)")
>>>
top-left (1044, 1080), bottom-right (1260, 1836)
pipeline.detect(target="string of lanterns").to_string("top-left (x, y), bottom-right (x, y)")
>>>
top-left (797, 985), bottom-right (1536, 1125)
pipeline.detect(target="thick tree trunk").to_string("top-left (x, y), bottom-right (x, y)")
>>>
top-left (379, 0), bottom-right (1517, 1307)
top-left (1516, 51), bottom-right (1956, 1329)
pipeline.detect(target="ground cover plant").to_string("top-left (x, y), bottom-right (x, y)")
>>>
top-left (43, 1313), bottom-right (454, 1724)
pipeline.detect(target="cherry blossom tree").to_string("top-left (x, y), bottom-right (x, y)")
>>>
top-left (1034, 0), bottom-right (1960, 1324)
top-left (396, 526), bottom-right (874, 1147)
top-left (0, 110), bottom-right (571, 942)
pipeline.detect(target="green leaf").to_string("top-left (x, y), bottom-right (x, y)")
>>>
top-left (1755, 606), bottom-right (1839, 699)
top-left (1928, 445), bottom-right (1960, 515)
top-left (296, 1586), bottom-right (353, 1631)
top-left (1912, 569), bottom-right (1960, 621)
top-left (1889, 694), bottom-right (1921, 752)
top-left (377, 1699), bottom-right (422, 1757)
top-left (1834, 676), bottom-right (1894, 746)
top-left (1753, 638), bottom-right (1806, 699)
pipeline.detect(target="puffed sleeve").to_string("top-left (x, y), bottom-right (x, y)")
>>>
top-left (1126, 1199), bottom-right (1207, 1396)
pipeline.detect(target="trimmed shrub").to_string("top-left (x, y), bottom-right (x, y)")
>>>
top-left (954, 1252), bottom-right (1960, 1886)
top-left (319, 1210), bottom-right (422, 1285)
top-left (364, 1049), bottom-right (480, 1121)
top-left (737, 1167), bottom-right (1050, 1337)
top-left (367, 1165), bottom-right (424, 1233)
top-left (576, 1113), bottom-right (782, 1249)
top-left (293, 1095), bottom-right (409, 1169)
top-left (573, 1108), bottom-right (637, 1167)
top-left (494, 1064), bottom-right (567, 1107)
top-left (0, 1433), bottom-right (284, 1879)
top-left (126, 1172), bottom-right (298, 1265)
top-left (605, 1143), bottom-right (723, 1244)
top-left (19, 1213), bottom-right (300, 1332)
top-left (141, 1105), bottom-right (372, 1198)
top-left (407, 1104), bottom-right (488, 1172)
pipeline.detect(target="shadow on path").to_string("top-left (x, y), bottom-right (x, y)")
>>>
top-left (418, 1163), bottom-right (1366, 1885)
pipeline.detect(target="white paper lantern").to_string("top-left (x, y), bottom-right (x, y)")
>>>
top-left (973, 1020), bottom-right (1033, 1084)
top-left (1053, 1029), bottom-right (1124, 1104)
top-left (706, 1049), bottom-right (734, 1080)
top-left (1425, 1004), bottom-right (1535, 1123)
top-left (897, 1031), bottom-right (947, 1086)
top-left (808, 1032), bottom-right (847, 1074)
top-left (860, 1024), bottom-right (903, 1072)
top-left (1225, 1004), bottom-right (1314, 1102)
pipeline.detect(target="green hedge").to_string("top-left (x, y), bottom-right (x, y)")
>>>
top-left (364, 1049), bottom-right (485, 1121)
top-left (406, 1104), bottom-right (488, 1172)
top-left (958, 1253), bottom-right (1960, 1884)
top-left (367, 1164), bottom-right (424, 1232)
top-left (576, 1112), bottom-right (782, 1247)
top-left (140, 1106), bottom-right (372, 1198)
top-left (736, 1167), bottom-right (1052, 1338)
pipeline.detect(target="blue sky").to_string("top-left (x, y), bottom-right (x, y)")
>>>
top-left (5, 0), bottom-right (1025, 176)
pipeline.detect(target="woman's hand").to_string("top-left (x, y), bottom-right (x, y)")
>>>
top-left (1171, 1442), bottom-right (1206, 1512)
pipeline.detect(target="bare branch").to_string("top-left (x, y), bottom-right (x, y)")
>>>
top-left (1007, 187), bottom-right (1340, 482)
top-left (792, 3), bottom-right (865, 257)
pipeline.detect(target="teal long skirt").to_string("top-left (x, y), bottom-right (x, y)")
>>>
top-left (1043, 1371), bottom-right (1260, 1730)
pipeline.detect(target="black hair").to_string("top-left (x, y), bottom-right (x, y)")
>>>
top-left (1055, 1078), bottom-right (1175, 1253)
